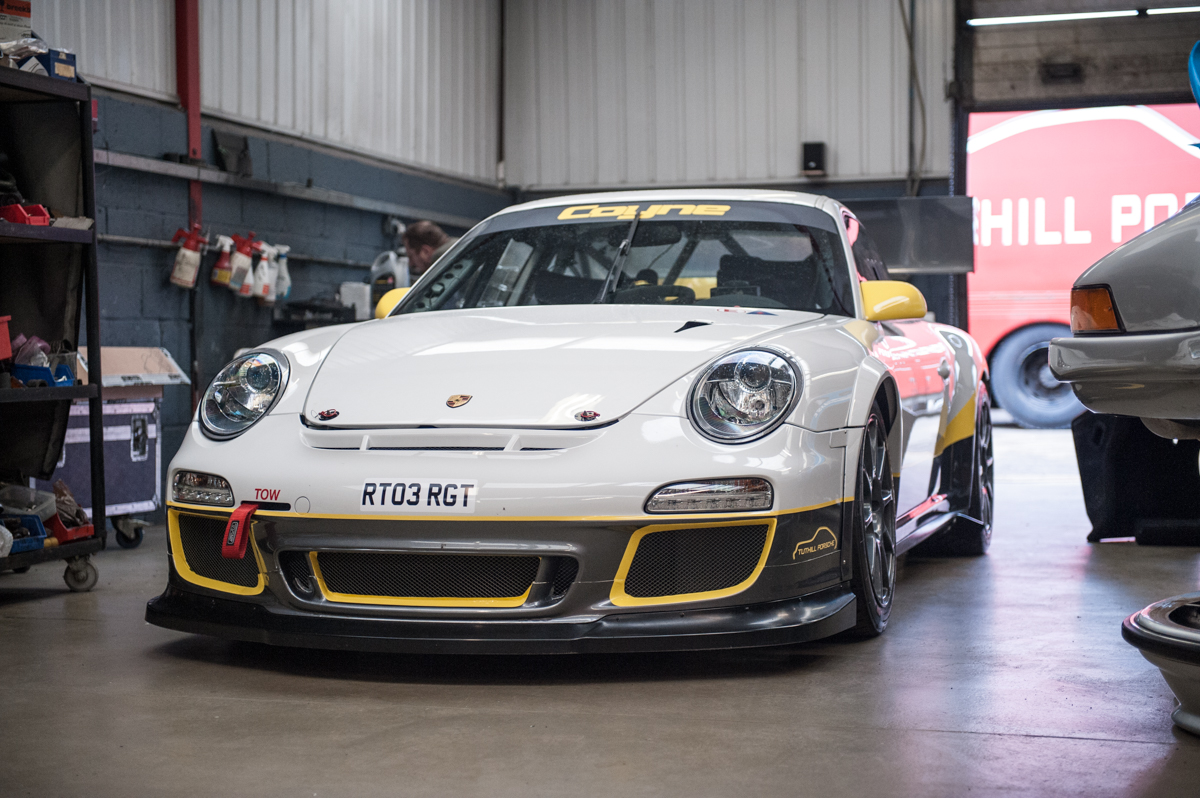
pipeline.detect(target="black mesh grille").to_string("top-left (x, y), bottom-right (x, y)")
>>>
top-left (624, 524), bottom-right (769, 598)
top-left (549, 558), bottom-right (579, 599)
top-left (176, 513), bottom-right (260, 588)
top-left (316, 552), bottom-right (540, 600)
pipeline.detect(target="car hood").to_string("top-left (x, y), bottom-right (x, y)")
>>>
top-left (302, 305), bottom-right (820, 428)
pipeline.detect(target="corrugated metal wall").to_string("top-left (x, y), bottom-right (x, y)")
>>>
top-left (200, 0), bottom-right (501, 183)
top-left (37, 1), bottom-right (502, 184)
top-left (35, 0), bottom-right (178, 101)
top-left (504, 0), bottom-right (955, 190)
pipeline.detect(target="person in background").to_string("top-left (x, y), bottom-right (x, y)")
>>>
top-left (402, 221), bottom-right (458, 283)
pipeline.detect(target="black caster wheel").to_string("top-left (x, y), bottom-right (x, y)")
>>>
top-left (63, 558), bottom-right (98, 592)
top-left (115, 527), bottom-right (144, 549)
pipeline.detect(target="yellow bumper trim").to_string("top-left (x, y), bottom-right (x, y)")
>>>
top-left (610, 517), bottom-right (778, 608)
top-left (168, 508), bottom-right (266, 596)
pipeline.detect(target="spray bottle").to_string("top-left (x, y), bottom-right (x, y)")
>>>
top-left (169, 223), bottom-right (209, 289)
top-left (236, 239), bottom-right (263, 298)
top-left (209, 235), bottom-right (235, 288)
top-left (274, 244), bottom-right (292, 302)
top-left (228, 232), bottom-right (258, 294)
top-left (253, 243), bottom-right (279, 305)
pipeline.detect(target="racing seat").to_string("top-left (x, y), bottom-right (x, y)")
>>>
top-left (532, 270), bottom-right (605, 304)
top-left (715, 255), bottom-right (819, 306)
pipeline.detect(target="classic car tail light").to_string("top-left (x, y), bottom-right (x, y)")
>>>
top-left (1070, 286), bottom-right (1122, 333)
top-left (645, 478), bottom-right (773, 513)
top-left (172, 471), bottom-right (234, 506)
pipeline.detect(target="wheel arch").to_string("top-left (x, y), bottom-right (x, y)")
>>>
top-left (846, 360), bottom-right (903, 474)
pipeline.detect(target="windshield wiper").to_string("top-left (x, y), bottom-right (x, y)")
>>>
top-left (597, 214), bottom-right (640, 303)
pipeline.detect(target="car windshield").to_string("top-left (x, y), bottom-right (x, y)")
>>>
top-left (398, 200), bottom-right (855, 315)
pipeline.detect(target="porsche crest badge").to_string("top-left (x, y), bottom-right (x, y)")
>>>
top-left (575, 410), bottom-right (601, 422)
top-left (316, 409), bottom-right (339, 421)
top-left (446, 395), bottom-right (472, 408)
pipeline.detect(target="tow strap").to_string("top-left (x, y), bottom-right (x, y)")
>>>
top-left (221, 503), bottom-right (258, 559)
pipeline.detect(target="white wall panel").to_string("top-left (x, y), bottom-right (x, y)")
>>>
top-left (201, 0), bottom-right (501, 183)
top-left (35, 0), bottom-right (177, 101)
top-left (505, 0), bottom-right (954, 189)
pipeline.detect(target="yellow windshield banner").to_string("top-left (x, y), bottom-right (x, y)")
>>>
top-left (557, 203), bottom-right (732, 221)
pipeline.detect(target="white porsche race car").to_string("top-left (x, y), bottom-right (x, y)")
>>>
top-left (147, 190), bottom-right (993, 653)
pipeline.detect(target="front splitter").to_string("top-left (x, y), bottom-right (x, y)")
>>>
top-left (146, 583), bottom-right (856, 655)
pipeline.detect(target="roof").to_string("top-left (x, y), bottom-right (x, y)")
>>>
top-left (497, 188), bottom-right (838, 216)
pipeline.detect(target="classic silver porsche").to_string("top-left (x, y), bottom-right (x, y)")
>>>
top-left (1050, 197), bottom-right (1200, 439)
top-left (147, 190), bottom-right (993, 653)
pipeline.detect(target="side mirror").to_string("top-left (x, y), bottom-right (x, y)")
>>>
top-left (860, 280), bottom-right (928, 322)
top-left (375, 287), bottom-right (409, 319)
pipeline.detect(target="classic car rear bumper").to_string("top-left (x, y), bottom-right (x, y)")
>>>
top-left (146, 578), bottom-right (857, 655)
top-left (1049, 329), bottom-right (1200, 418)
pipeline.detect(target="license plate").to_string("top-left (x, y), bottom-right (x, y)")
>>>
top-left (360, 479), bottom-right (478, 514)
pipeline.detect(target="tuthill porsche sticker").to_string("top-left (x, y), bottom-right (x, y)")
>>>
top-left (446, 395), bottom-right (472, 408)
top-left (792, 526), bottom-right (838, 561)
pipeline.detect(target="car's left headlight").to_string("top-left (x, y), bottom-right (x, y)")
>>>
top-left (199, 350), bottom-right (289, 439)
top-left (689, 349), bottom-right (799, 442)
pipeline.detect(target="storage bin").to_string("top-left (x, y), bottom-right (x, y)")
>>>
top-left (11, 362), bottom-right (74, 387)
top-left (4, 514), bottom-right (48, 554)
top-left (44, 512), bottom-right (94, 543)
top-left (0, 484), bottom-right (56, 520)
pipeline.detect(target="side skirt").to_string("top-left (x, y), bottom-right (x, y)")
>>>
top-left (897, 511), bottom-right (960, 555)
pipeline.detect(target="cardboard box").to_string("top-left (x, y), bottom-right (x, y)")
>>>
top-left (0, 0), bottom-right (31, 43)
top-left (78, 346), bottom-right (190, 400)
top-left (17, 49), bottom-right (76, 81)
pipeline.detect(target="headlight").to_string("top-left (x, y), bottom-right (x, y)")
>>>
top-left (645, 478), bottom-right (773, 513)
top-left (172, 471), bottom-right (234, 506)
top-left (200, 350), bottom-right (289, 439)
top-left (689, 349), bottom-right (799, 442)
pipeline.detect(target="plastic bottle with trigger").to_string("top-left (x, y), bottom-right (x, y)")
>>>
top-left (169, 223), bottom-right (209, 289)
top-left (274, 244), bottom-right (292, 302)
top-left (237, 239), bottom-right (262, 298)
top-left (253, 243), bottom-right (279, 305)
top-left (228, 232), bottom-right (258, 294)
top-left (209, 235), bottom-right (235, 288)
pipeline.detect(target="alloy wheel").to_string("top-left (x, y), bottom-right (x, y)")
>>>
top-left (860, 416), bottom-right (897, 609)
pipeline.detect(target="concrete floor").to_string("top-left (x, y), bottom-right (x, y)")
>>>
top-left (2, 428), bottom-right (1199, 797)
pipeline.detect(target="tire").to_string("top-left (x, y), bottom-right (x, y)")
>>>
top-left (991, 323), bottom-right (1083, 429)
top-left (13, 566), bottom-right (30, 574)
top-left (941, 385), bottom-right (995, 556)
top-left (63, 558), bottom-right (98, 592)
top-left (115, 527), bottom-right (144, 549)
top-left (849, 407), bottom-right (897, 637)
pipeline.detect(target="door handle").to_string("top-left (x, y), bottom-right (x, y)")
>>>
top-left (937, 360), bottom-right (951, 380)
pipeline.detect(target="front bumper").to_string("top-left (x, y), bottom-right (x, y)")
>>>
top-left (1049, 329), bottom-right (1200, 418)
top-left (146, 579), bottom-right (856, 654)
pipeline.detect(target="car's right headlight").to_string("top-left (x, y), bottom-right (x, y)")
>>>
top-left (689, 349), bottom-right (799, 442)
top-left (199, 350), bottom-right (289, 439)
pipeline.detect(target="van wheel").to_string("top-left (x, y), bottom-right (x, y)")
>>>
top-left (991, 323), bottom-right (1083, 429)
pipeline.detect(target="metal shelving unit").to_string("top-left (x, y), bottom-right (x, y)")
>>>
top-left (0, 67), bottom-right (106, 585)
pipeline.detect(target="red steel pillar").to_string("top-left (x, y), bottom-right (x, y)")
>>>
top-left (175, 0), bottom-right (202, 226)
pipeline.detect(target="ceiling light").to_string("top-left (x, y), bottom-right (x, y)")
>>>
top-left (967, 10), bottom-right (1138, 26)
top-left (1147, 6), bottom-right (1200, 14)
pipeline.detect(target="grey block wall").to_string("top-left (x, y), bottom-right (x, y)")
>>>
top-left (86, 90), bottom-right (512, 522)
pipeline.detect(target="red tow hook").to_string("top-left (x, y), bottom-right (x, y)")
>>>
top-left (221, 503), bottom-right (258, 559)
